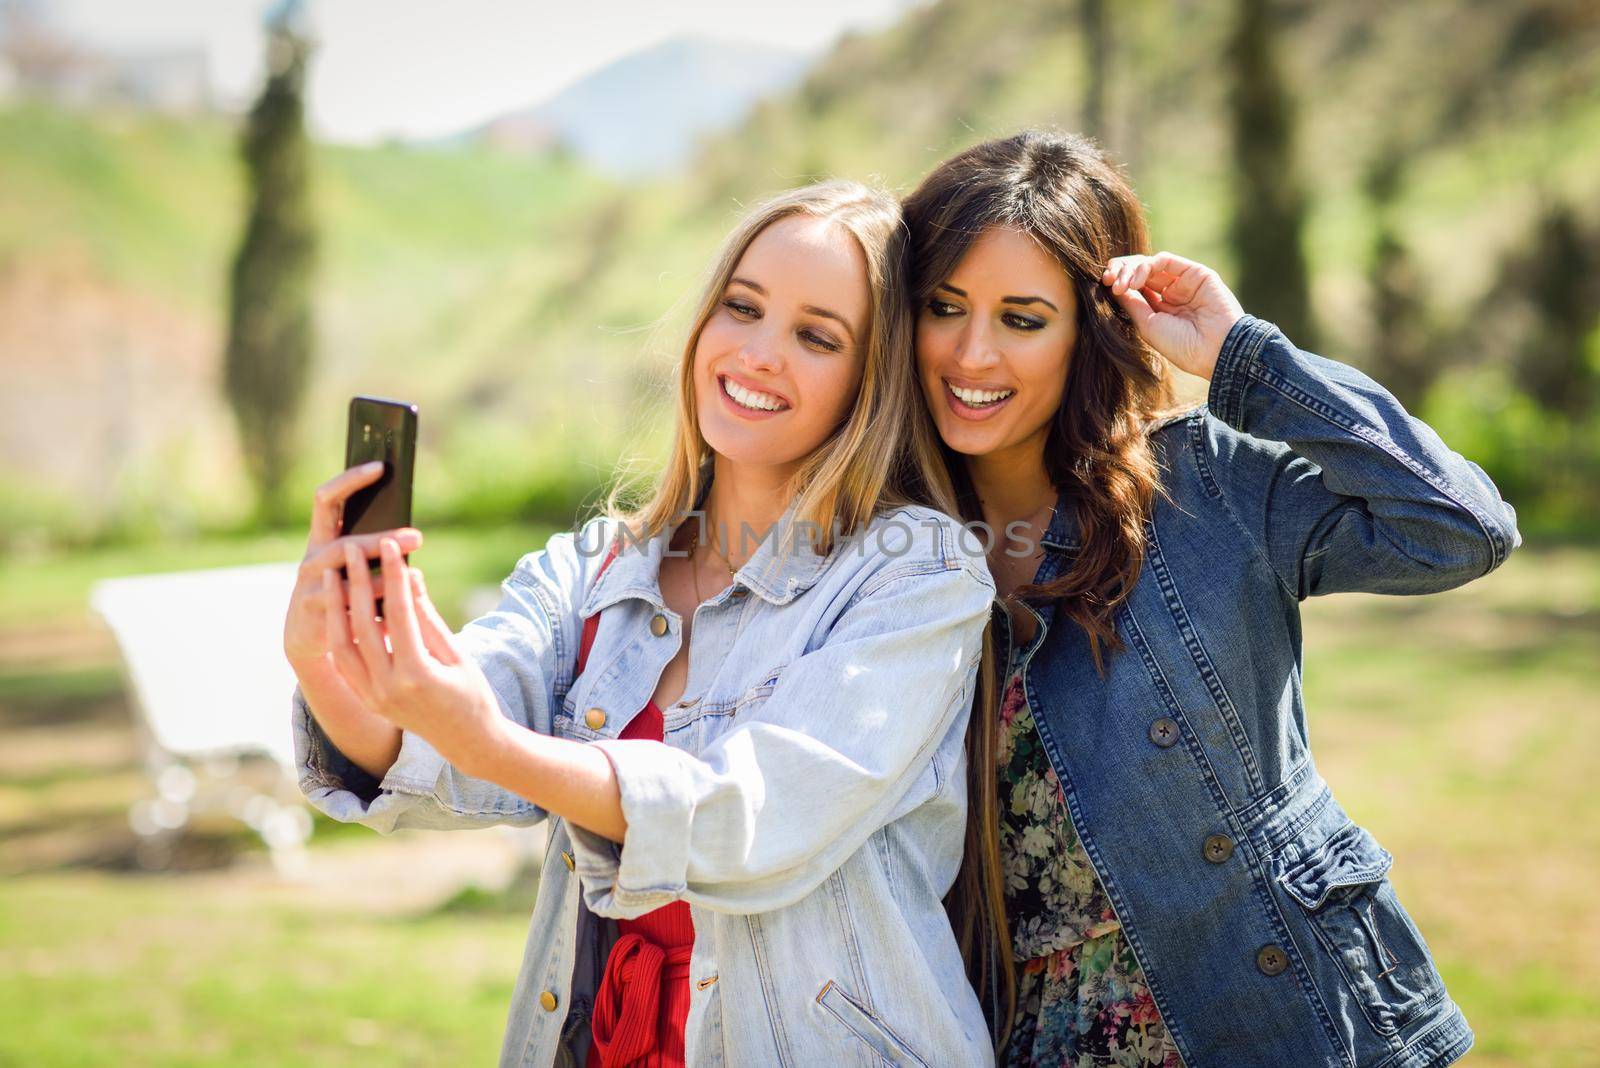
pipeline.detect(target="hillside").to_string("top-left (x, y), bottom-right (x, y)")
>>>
top-left (2, 0), bottom-right (1598, 550)
top-left (0, 104), bottom-right (625, 544)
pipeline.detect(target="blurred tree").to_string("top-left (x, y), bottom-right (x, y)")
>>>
top-left (1226, 0), bottom-right (1317, 349)
top-left (1362, 151), bottom-right (1438, 410)
top-left (223, 0), bottom-right (316, 527)
top-left (1516, 201), bottom-right (1598, 422)
top-left (1082, 0), bottom-right (1107, 141)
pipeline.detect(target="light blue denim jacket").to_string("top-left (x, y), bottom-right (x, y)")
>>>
top-left (292, 502), bottom-right (996, 1067)
top-left (1004, 316), bottom-right (1520, 1067)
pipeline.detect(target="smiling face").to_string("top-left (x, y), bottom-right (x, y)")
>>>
top-left (694, 213), bottom-right (871, 472)
top-left (915, 225), bottom-right (1078, 461)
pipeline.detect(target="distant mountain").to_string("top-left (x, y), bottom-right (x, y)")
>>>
top-left (468, 36), bottom-right (810, 175)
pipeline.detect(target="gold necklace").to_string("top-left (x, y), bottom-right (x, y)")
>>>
top-left (697, 510), bottom-right (740, 580)
top-left (688, 527), bottom-right (704, 607)
top-left (685, 515), bottom-right (737, 606)
top-left (989, 501), bottom-right (1054, 597)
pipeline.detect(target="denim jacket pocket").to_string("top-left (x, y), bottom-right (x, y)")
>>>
top-left (815, 979), bottom-right (932, 1067)
top-left (1278, 821), bottom-right (1446, 1036)
top-left (664, 671), bottom-right (781, 739)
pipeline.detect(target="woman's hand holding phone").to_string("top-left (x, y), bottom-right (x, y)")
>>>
top-left (318, 532), bottom-right (511, 778)
top-left (284, 461), bottom-right (423, 668)
top-left (283, 461), bottom-right (422, 781)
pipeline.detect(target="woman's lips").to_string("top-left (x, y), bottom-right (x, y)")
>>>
top-left (941, 378), bottom-right (1015, 422)
top-left (716, 373), bottom-right (789, 420)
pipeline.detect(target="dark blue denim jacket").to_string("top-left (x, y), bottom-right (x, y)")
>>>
top-left (1001, 315), bottom-right (1519, 1068)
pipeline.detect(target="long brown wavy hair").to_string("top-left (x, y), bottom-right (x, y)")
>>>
top-left (905, 130), bottom-right (1175, 1047)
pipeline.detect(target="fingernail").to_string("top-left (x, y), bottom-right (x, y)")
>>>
top-left (364, 460), bottom-right (383, 471)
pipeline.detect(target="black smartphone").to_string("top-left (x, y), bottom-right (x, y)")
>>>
top-left (340, 395), bottom-right (418, 615)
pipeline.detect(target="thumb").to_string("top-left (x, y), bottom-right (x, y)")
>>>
top-left (409, 569), bottom-right (462, 665)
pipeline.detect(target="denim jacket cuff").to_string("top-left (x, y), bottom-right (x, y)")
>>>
top-left (567, 738), bottom-right (693, 919)
top-left (291, 685), bottom-right (459, 832)
top-left (1206, 313), bottom-right (1277, 428)
top-left (295, 690), bottom-right (383, 802)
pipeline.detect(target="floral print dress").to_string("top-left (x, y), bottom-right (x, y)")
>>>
top-left (998, 642), bottom-right (1182, 1067)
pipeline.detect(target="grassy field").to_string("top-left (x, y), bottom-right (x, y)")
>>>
top-left (0, 534), bottom-right (1595, 1065)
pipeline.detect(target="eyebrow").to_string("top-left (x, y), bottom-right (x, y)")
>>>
top-left (730, 277), bottom-right (856, 342)
top-left (936, 283), bottom-right (1059, 314)
top-left (802, 305), bottom-right (855, 341)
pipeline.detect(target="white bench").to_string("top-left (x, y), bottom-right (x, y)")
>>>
top-left (89, 561), bottom-right (315, 876)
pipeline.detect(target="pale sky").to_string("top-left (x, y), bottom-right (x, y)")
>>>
top-left (46, 0), bottom-right (922, 143)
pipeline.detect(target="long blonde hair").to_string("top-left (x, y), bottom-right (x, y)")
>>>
top-left (607, 179), bottom-right (954, 549)
top-left (605, 179), bottom-right (1015, 1054)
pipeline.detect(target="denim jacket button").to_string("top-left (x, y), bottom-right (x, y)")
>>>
top-left (585, 707), bottom-right (607, 730)
top-left (650, 613), bottom-right (669, 636)
top-left (1256, 945), bottom-right (1289, 976)
top-left (562, 850), bottom-right (575, 871)
top-left (1203, 834), bottom-right (1235, 864)
top-left (1148, 717), bottom-right (1180, 748)
top-left (539, 990), bottom-right (559, 1011)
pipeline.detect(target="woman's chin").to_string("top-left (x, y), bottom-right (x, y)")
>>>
top-left (935, 418), bottom-right (1009, 458)
top-left (701, 422), bottom-right (804, 469)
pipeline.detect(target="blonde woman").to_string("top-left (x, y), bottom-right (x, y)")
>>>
top-left (283, 181), bottom-right (1000, 1067)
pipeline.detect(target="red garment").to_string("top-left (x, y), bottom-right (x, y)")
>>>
top-left (576, 548), bottom-right (694, 1068)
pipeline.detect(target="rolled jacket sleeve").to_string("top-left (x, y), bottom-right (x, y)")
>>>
top-left (566, 548), bottom-right (994, 919)
top-left (1202, 314), bottom-right (1521, 599)
top-left (291, 519), bottom-right (611, 832)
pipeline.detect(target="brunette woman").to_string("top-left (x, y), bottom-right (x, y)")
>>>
top-left (283, 181), bottom-right (1001, 1067)
top-left (905, 131), bottom-right (1517, 1067)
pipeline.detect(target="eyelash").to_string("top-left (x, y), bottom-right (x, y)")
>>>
top-left (925, 299), bottom-right (1046, 332)
top-left (802, 329), bottom-right (841, 352)
top-left (722, 299), bottom-right (842, 352)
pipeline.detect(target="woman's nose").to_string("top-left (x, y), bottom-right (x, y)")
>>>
top-left (738, 341), bottom-right (784, 375)
top-left (955, 323), bottom-right (1001, 371)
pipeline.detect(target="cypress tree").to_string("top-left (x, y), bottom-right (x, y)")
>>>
top-left (224, 0), bottom-right (316, 527)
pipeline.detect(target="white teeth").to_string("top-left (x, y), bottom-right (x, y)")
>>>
top-left (947, 382), bottom-right (1015, 406)
top-left (723, 377), bottom-right (787, 412)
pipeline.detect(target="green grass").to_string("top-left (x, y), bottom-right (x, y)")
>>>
top-left (0, 520), bottom-right (558, 632)
top-left (0, 540), bottom-right (1595, 1064)
top-left (0, 875), bottom-right (527, 1067)
top-left (1297, 546), bottom-right (1600, 1066)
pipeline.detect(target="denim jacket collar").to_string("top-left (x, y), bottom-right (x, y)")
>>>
top-left (1037, 407), bottom-right (1202, 557)
top-left (579, 494), bottom-right (832, 618)
top-left (733, 499), bottom-right (833, 603)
